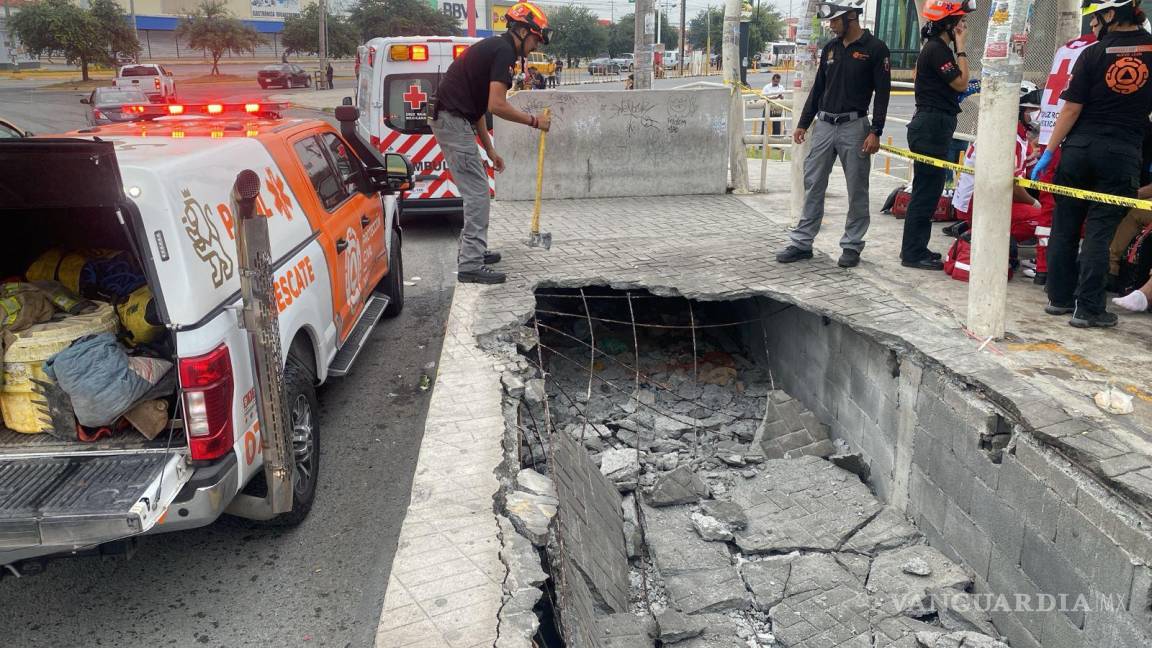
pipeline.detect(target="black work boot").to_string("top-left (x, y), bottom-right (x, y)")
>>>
top-left (458, 266), bottom-right (507, 284)
top-left (1033, 272), bottom-right (1047, 286)
top-left (838, 249), bottom-right (861, 268)
top-left (483, 250), bottom-right (502, 265)
top-left (1044, 303), bottom-right (1074, 316)
top-left (1069, 308), bottom-right (1118, 328)
top-left (776, 246), bottom-right (813, 263)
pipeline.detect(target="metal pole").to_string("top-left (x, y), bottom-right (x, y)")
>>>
top-left (725, 0), bottom-right (749, 193)
top-left (633, 0), bottom-right (655, 88)
top-left (129, 0), bottom-right (139, 46)
top-left (656, 2), bottom-right (661, 49)
top-left (966, 0), bottom-right (1035, 338)
top-left (679, 0), bottom-right (687, 76)
top-left (318, 0), bottom-right (328, 87)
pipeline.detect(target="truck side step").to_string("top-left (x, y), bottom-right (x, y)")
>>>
top-left (328, 294), bottom-right (389, 377)
top-left (0, 454), bottom-right (172, 549)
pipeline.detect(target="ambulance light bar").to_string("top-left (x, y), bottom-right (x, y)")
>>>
top-left (453, 44), bottom-right (468, 59)
top-left (121, 102), bottom-right (286, 118)
top-left (389, 44), bottom-right (429, 62)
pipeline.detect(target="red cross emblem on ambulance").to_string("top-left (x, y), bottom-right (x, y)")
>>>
top-left (403, 84), bottom-right (428, 110)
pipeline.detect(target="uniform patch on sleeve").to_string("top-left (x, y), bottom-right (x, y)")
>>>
top-left (940, 61), bottom-right (957, 75)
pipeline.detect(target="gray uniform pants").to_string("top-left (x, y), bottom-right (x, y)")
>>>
top-left (431, 111), bottom-right (490, 272)
top-left (789, 116), bottom-right (872, 252)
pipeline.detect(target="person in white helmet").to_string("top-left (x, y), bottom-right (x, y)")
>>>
top-left (776, 0), bottom-right (891, 269)
top-left (1031, 0), bottom-right (1152, 327)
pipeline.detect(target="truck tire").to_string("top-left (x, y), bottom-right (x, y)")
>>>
top-left (265, 356), bottom-right (320, 527)
top-left (379, 228), bottom-right (404, 317)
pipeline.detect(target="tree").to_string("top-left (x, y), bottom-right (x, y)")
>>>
top-left (177, 0), bottom-right (265, 76)
top-left (281, 3), bottom-right (359, 58)
top-left (747, 7), bottom-right (784, 57)
top-left (349, 0), bottom-right (459, 41)
top-left (605, 13), bottom-right (678, 58)
top-left (688, 7), bottom-right (781, 57)
top-left (10, 0), bottom-right (139, 80)
top-left (688, 7), bottom-right (723, 56)
top-left (543, 6), bottom-right (606, 64)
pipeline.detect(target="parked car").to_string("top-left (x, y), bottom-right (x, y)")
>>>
top-left (513, 52), bottom-right (556, 76)
top-left (619, 53), bottom-right (635, 70)
top-left (588, 58), bottom-right (622, 75)
top-left (258, 64), bottom-right (312, 89)
top-left (113, 64), bottom-right (177, 103)
top-left (81, 87), bottom-right (153, 126)
top-left (0, 116), bottom-right (29, 138)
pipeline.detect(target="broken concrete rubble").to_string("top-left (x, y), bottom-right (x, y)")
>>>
top-left (621, 493), bottom-right (643, 559)
top-left (664, 565), bottom-right (752, 614)
top-left (739, 558), bottom-right (792, 611)
top-left (597, 612), bottom-right (658, 648)
top-left (928, 589), bottom-right (998, 637)
top-left (730, 455), bottom-right (883, 553)
top-left (656, 608), bottom-right (706, 643)
top-left (495, 516), bottom-right (546, 648)
top-left (915, 630), bottom-right (1010, 648)
top-left (868, 546), bottom-right (973, 617)
top-left (691, 512), bottom-right (733, 542)
top-left (503, 490), bottom-right (557, 547)
top-left (843, 506), bottom-right (922, 556)
top-left (514, 468), bottom-right (556, 499)
top-left (648, 465), bottom-right (711, 506)
top-left (600, 447), bottom-right (641, 490)
top-left (642, 503), bottom-right (733, 575)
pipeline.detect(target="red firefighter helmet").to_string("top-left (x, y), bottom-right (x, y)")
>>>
top-left (505, 2), bottom-right (552, 45)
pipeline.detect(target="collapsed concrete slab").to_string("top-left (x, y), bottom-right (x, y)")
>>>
top-left (730, 456), bottom-right (884, 554)
top-left (842, 506), bottom-right (922, 556)
top-left (640, 502), bottom-right (733, 575)
top-left (867, 546), bottom-right (973, 617)
top-left (664, 566), bottom-right (752, 615)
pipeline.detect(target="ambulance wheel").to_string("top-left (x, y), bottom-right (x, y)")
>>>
top-left (265, 356), bottom-right (320, 527)
top-left (379, 228), bottom-right (404, 317)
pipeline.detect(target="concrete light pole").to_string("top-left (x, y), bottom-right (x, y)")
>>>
top-left (633, 0), bottom-right (655, 88)
top-left (318, 0), bottom-right (328, 86)
top-left (679, 0), bottom-right (687, 76)
top-left (725, 0), bottom-right (749, 192)
top-left (966, 0), bottom-right (1035, 338)
top-left (790, 11), bottom-right (817, 221)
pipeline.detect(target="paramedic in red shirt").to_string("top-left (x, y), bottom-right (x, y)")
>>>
top-left (949, 82), bottom-right (1043, 241)
top-left (432, 2), bottom-right (553, 285)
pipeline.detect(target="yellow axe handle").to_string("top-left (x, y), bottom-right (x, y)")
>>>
top-left (530, 108), bottom-right (550, 235)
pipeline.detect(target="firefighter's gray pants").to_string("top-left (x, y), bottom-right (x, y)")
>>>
top-left (788, 116), bottom-right (873, 253)
top-left (432, 111), bottom-right (491, 272)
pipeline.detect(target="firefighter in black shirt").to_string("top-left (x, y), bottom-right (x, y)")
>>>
top-left (1031, 0), bottom-right (1152, 327)
top-left (900, 0), bottom-right (974, 270)
top-left (776, 0), bottom-right (891, 269)
top-left (432, 2), bottom-right (553, 284)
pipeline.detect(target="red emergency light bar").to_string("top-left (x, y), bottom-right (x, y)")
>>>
top-left (121, 102), bottom-right (287, 118)
top-left (453, 44), bottom-right (468, 59)
top-left (389, 44), bottom-right (429, 62)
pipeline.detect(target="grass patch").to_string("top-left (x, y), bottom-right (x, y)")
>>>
top-left (38, 78), bottom-right (112, 91)
top-left (182, 73), bottom-right (247, 85)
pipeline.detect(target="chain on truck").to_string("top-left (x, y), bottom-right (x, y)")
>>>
top-left (354, 35), bottom-right (500, 217)
top-left (0, 100), bottom-right (414, 576)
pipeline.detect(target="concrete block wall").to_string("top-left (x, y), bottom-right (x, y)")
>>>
top-left (495, 89), bottom-right (729, 201)
top-left (750, 297), bottom-right (1152, 648)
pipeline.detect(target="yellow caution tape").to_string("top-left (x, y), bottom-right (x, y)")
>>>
top-left (880, 144), bottom-right (1152, 211)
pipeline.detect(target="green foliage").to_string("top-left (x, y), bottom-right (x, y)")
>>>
top-left (281, 3), bottom-right (359, 58)
top-left (688, 6), bottom-right (783, 56)
top-left (177, 0), bottom-right (265, 75)
top-left (542, 6), bottom-right (606, 63)
top-left (9, 0), bottom-right (140, 80)
top-left (348, 0), bottom-right (460, 41)
top-left (606, 12), bottom-right (678, 58)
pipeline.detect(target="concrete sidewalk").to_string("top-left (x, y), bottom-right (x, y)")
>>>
top-left (374, 161), bottom-right (1152, 648)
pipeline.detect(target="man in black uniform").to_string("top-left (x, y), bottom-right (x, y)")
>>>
top-left (900, 0), bottom-right (973, 270)
top-left (1031, 0), bottom-right (1152, 327)
top-left (776, 0), bottom-right (891, 269)
top-left (432, 2), bottom-right (553, 284)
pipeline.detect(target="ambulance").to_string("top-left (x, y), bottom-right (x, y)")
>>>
top-left (354, 35), bottom-right (496, 217)
top-left (0, 102), bottom-right (413, 573)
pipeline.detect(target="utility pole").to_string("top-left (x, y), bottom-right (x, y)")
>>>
top-left (679, 0), bottom-right (687, 76)
top-left (966, 0), bottom-right (1034, 338)
top-left (1057, 0), bottom-right (1081, 42)
top-left (633, 0), bottom-right (655, 88)
top-left (656, 2), bottom-right (661, 49)
top-left (790, 10), bottom-right (817, 221)
top-left (318, 0), bottom-right (328, 87)
top-left (725, 0), bottom-right (749, 193)
top-left (129, 0), bottom-right (139, 47)
top-left (705, 6), bottom-right (713, 72)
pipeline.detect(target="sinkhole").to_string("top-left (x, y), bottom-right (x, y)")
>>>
top-left (494, 287), bottom-right (1141, 648)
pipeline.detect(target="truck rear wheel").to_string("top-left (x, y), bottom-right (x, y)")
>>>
top-left (265, 356), bottom-right (320, 526)
top-left (379, 228), bottom-right (404, 317)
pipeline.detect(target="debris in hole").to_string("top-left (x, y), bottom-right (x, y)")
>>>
top-left (650, 465), bottom-right (711, 506)
top-left (691, 512), bottom-right (733, 542)
top-left (902, 558), bottom-right (933, 577)
top-left (929, 588), bottom-right (998, 636)
top-left (915, 630), bottom-right (1010, 648)
top-left (655, 608), bottom-right (706, 642)
top-left (503, 490), bottom-right (557, 547)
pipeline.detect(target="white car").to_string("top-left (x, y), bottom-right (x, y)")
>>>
top-left (114, 64), bottom-right (177, 102)
top-left (0, 101), bottom-right (411, 572)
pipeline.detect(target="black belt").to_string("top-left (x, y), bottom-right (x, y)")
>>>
top-left (818, 110), bottom-right (866, 125)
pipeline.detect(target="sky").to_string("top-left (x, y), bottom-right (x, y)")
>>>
top-left (535, 0), bottom-right (802, 24)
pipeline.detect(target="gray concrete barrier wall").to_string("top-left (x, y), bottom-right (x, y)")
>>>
top-left (753, 298), bottom-right (1152, 648)
top-left (494, 89), bottom-right (729, 201)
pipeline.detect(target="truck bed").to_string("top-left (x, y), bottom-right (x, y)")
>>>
top-left (0, 425), bottom-right (186, 457)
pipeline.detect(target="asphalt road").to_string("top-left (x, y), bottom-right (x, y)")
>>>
top-left (0, 75), bottom-right (464, 648)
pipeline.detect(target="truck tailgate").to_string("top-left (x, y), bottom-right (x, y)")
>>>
top-left (0, 453), bottom-right (191, 550)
